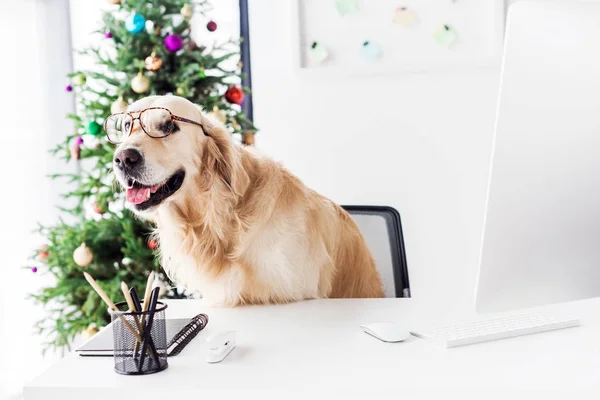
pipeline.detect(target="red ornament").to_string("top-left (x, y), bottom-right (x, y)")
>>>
top-left (37, 245), bottom-right (49, 262)
top-left (148, 239), bottom-right (159, 250)
top-left (225, 86), bottom-right (244, 105)
top-left (207, 21), bottom-right (217, 32)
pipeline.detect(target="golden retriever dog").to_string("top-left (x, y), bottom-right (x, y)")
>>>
top-left (111, 95), bottom-right (383, 305)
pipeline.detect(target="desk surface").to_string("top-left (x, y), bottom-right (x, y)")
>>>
top-left (24, 298), bottom-right (600, 399)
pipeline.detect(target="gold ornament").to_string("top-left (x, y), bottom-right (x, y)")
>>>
top-left (176, 87), bottom-right (185, 96)
top-left (144, 52), bottom-right (163, 71)
top-left (211, 105), bottom-right (227, 124)
top-left (111, 96), bottom-right (128, 114)
top-left (180, 3), bottom-right (194, 19)
top-left (242, 131), bottom-right (255, 146)
top-left (72, 74), bottom-right (86, 86)
top-left (107, 0), bottom-right (121, 4)
top-left (81, 324), bottom-right (99, 341)
top-left (131, 72), bottom-right (150, 94)
top-left (73, 242), bottom-right (94, 267)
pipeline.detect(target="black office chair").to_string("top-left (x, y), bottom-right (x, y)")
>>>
top-left (342, 206), bottom-right (410, 298)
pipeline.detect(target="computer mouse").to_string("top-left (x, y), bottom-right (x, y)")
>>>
top-left (360, 323), bottom-right (411, 343)
top-left (206, 331), bottom-right (236, 363)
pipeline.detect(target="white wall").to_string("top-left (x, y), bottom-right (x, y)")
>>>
top-left (248, 0), bottom-right (503, 312)
top-left (0, 1), bottom-right (73, 397)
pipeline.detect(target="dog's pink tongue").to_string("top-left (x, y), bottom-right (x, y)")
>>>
top-left (126, 187), bottom-right (151, 204)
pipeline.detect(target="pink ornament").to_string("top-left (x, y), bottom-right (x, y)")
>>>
top-left (70, 139), bottom-right (81, 160)
top-left (105, 32), bottom-right (113, 38)
top-left (66, 85), bottom-right (73, 92)
top-left (207, 21), bottom-right (217, 32)
top-left (164, 34), bottom-right (183, 53)
top-left (31, 267), bottom-right (38, 273)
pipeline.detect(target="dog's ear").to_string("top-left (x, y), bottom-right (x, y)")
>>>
top-left (201, 117), bottom-right (249, 198)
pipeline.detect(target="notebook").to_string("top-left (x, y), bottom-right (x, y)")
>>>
top-left (75, 318), bottom-right (190, 357)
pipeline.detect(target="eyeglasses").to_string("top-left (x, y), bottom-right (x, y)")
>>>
top-left (104, 107), bottom-right (206, 144)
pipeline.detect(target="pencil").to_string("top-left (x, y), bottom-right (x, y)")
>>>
top-left (120, 281), bottom-right (137, 312)
top-left (142, 271), bottom-right (155, 312)
top-left (121, 281), bottom-right (143, 356)
top-left (140, 272), bottom-right (155, 327)
top-left (83, 272), bottom-right (141, 342)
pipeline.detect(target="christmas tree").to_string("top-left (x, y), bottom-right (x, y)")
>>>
top-left (31, 0), bottom-right (256, 351)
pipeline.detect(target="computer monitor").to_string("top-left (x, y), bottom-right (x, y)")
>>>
top-left (476, 1), bottom-right (600, 313)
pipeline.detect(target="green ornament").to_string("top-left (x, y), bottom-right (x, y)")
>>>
top-left (198, 68), bottom-right (206, 78)
top-left (87, 121), bottom-right (102, 136)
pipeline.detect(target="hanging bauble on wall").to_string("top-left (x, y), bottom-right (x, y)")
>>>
top-left (225, 86), bottom-right (244, 105)
top-left (87, 121), bottom-right (102, 136)
top-left (393, 7), bottom-right (418, 28)
top-left (144, 52), bottom-right (163, 71)
top-left (207, 21), bottom-right (218, 32)
top-left (335, 0), bottom-right (359, 16)
top-left (73, 242), bottom-right (94, 267)
top-left (125, 13), bottom-right (146, 34)
top-left (359, 41), bottom-right (383, 62)
top-left (164, 34), bottom-right (183, 53)
top-left (111, 96), bottom-right (128, 114)
top-left (131, 73), bottom-right (150, 94)
top-left (433, 24), bottom-right (458, 47)
top-left (180, 4), bottom-right (193, 19)
top-left (308, 41), bottom-right (328, 65)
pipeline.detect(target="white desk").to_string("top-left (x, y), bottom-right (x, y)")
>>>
top-left (24, 298), bottom-right (600, 399)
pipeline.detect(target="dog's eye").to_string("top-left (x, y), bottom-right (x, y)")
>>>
top-left (162, 120), bottom-right (179, 133)
top-left (124, 121), bottom-right (131, 131)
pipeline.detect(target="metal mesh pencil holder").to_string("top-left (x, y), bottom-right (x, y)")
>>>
top-left (109, 302), bottom-right (168, 375)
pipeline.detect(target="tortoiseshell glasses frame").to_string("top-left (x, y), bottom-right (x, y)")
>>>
top-left (104, 107), bottom-right (207, 144)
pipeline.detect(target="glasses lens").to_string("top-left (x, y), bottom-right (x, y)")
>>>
top-left (105, 114), bottom-right (132, 143)
top-left (140, 108), bottom-right (174, 138)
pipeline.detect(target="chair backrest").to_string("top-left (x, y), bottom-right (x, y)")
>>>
top-left (342, 206), bottom-right (410, 298)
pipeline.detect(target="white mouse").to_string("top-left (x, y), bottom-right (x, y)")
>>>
top-left (360, 323), bottom-right (411, 343)
top-left (206, 331), bottom-right (236, 363)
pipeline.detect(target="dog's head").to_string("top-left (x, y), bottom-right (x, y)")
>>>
top-left (111, 95), bottom-right (247, 218)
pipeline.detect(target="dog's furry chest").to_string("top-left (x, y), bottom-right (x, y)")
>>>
top-left (157, 222), bottom-right (324, 306)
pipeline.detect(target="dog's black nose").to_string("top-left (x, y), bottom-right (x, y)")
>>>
top-left (114, 148), bottom-right (143, 170)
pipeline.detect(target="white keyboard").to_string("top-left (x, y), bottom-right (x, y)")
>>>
top-left (413, 313), bottom-right (580, 348)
